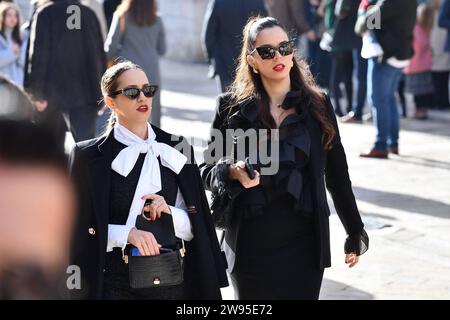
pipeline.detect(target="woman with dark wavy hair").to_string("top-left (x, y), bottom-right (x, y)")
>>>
top-left (200, 16), bottom-right (368, 299)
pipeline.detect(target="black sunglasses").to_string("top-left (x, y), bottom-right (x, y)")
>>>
top-left (110, 84), bottom-right (158, 99)
top-left (249, 40), bottom-right (295, 60)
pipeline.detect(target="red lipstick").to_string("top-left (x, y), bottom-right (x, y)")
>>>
top-left (136, 105), bottom-right (149, 112)
top-left (273, 64), bottom-right (285, 72)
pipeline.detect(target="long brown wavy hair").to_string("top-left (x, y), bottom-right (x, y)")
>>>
top-left (230, 17), bottom-right (335, 150)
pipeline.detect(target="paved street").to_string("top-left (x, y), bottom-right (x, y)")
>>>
top-left (158, 58), bottom-right (450, 300)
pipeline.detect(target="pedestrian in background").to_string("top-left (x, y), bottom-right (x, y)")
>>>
top-left (25, 0), bottom-right (106, 146)
top-left (305, 0), bottom-right (332, 91)
top-left (431, 0), bottom-right (450, 110)
top-left (82, 0), bottom-right (108, 40)
top-left (202, 0), bottom-right (267, 93)
top-left (357, 0), bottom-right (417, 158)
top-left (105, 0), bottom-right (166, 127)
top-left (0, 2), bottom-right (25, 87)
top-left (103, 0), bottom-right (120, 28)
top-left (439, 0), bottom-right (450, 53)
top-left (264, 0), bottom-right (315, 43)
top-left (327, 0), bottom-right (362, 117)
top-left (405, 3), bottom-right (435, 120)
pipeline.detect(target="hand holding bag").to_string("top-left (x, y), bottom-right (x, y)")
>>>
top-left (125, 241), bottom-right (185, 288)
top-left (123, 202), bottom-right (186, 288)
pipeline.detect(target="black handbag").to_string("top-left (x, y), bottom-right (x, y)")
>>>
top-left (210, 158), bottom-right (255, 229)
top-left (124, 241), bottom-right (185, 289)
top-left (210, 184), bottom-right (235, 230)
top-left (123, 205), bottom-right (186, 289)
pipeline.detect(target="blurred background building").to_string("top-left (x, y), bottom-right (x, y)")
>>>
top-left (160, 0), bottom-right (208, 62)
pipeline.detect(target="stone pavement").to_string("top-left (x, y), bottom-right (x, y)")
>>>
top-left (158, 58), bottom-right (450, 300)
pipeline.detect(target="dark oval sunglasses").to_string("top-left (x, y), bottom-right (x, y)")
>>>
top-left (249, 40), bottom-right (295, 60)
top-left (110, 84), bottom-right (159, 100)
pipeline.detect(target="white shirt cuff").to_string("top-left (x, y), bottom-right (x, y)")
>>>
top-left (169, 205), bottom-right (194, 241)
top-left (107, 224), bottom-right (134, 252)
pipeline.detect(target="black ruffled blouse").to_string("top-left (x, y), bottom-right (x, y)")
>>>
top-left (220, 90), bottom-right (368, 257)
top-left (225, 90), bottom-right (314, 218)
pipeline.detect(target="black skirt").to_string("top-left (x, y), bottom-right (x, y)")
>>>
top-left (230, 196), bottom-right (324, 300)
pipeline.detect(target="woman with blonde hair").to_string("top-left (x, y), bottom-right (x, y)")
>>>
top-left (69, 61), bottom-right (228, 299)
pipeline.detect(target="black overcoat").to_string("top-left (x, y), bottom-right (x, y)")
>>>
top-left (25, 0), bottom-right (106, 111)
top-left (200, 93), bottom-right (367, 270)
top-left (69, 126), bottom-right (228, 299)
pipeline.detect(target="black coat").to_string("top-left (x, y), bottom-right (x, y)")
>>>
top-left (69, 126), bottom-right (228, 299)
top-left (25, 0), bottom-right (106, 111)
top-left (331, 0), bottom-right (361, 52)
top-left (374, 0), bottom-right (417, 61)
top-left (202, 0), bottom-right (267, 81)
top-left (200, 93), bottom-right (367, 269)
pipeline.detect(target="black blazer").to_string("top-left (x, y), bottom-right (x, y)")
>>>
top-left (69, 126), bottom-right (228, 299)
top-left (355, 0), bottom-right (416, 61)
top-left (200, 93), bottom-right (367, 269)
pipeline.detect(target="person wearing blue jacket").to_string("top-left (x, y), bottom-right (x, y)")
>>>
top-left (0, 2), bottom-right (26, 88)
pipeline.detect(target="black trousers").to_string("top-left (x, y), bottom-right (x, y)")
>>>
top-left (397, 76), bottom-right (407, 117)
top-left (330, 51), bottom-right (354, 116)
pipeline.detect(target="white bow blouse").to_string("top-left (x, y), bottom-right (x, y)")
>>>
top-left (107, 123), bottom-right (193, 252)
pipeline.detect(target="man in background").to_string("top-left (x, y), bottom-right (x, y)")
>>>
top-left (25, 0), bottom-right (106, 146)
top-left (202, 0), bottom-right (267, 93)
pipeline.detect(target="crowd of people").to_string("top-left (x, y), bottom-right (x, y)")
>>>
top-left (203, 0), bottom-right (450, 158)
top-left (0, 0), bottom-right (166, 142)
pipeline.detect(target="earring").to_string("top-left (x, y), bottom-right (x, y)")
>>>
top-left (253, 67), bottom-right (259, 74)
